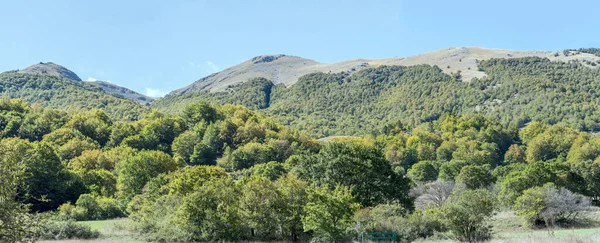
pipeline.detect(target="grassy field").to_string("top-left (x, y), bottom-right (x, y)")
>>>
top-left (40, 218), bottom-right (144, 243)
top-left (42, 210), bottom-right (600, 242)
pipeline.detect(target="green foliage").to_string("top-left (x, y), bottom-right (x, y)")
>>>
top-left (116, 150), bottom-right (178, 201)
top-left (514, 183), bottom-right (593, 226)
top-left (439, 189), bottom-right (497, 242)
top-left (0, 72), bottom-right (148, 120)
top-left (289, 141), bottom-right (411, 207)
top-left (37, 220), bottom-right (100, 240)
top-left (407, 160), bottom-right (440, 183)
top-left (456, 164), bottom-right (493, 189)
top-left (302, 184), bottom-right (359, 243)
top-left (176, 176), bottom-right (247, 241)
top-left (156, 57), bottom-right (600, 138)
top-left (0, 138), bottom-right (41, 242)
top-left (438, 160), bottom-right (469, 181)
top-left (240, 176), bottom-right (281, 239)
top-left (58, 194), bottom-right (124, 221)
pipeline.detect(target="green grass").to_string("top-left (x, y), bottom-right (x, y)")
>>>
top-left (40, 218), bottom-right (144, 243)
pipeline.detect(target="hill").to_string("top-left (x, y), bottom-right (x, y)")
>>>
top-left (171, 47), bottom-right (600, 94)
top-left (86, 81), bottom-right (154, 105)
top-left (18, 62), bottom-right (82, 81)
top-left (154, 50), bottom-right (600, 137)
top-left (0, 71), bottom-right (148, 120)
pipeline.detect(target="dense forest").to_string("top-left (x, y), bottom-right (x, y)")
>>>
top-left (2, 97), bottom-right (599, 242)
top-left (154, 57), bottom-right (600, 138)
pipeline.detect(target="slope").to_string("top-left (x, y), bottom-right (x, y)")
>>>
top-left (154, 55), bottom-right (600, 137)
top-left (171, 47), bottom-right (600, 94)
top-left (0, 72), bottom-right (148, 120)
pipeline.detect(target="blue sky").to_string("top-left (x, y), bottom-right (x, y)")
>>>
top-left (1, 0), bottom-right (599, 97)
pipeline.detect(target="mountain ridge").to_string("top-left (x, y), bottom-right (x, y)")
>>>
top-left (170, 46), bottom-right (600, 95)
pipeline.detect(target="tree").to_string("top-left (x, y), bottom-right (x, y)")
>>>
top-left (440, 189), bottom-right (497, 242)
top-left (249, 161), bottom-right (286, 181)
top-left (182, 102), bottom-right (218, 126)
top-left (438, 160), bottom-right (469, 181)
top-left (302, 185), bottom-right (359, 243)
top-left (407, 160), bottom-right (440, 183)
top-left (570, 159), bottom-right (600, 198)
top-left (276, 174), bottom-right (309, 241)
top-left (504, 144), bottom-right (525, 164)
top-left (240, 176), bottom-right (281, 239)
top-left (172, 130), bottom-right (201, 164)
top-left (116, 150), bottom-right (178, 201)
top-left (0, 138), bottom-right (40, 242)
top-left (189, 142), bottom-right (217, 166)
top-left (456, 164), bottom-right (493, 189)
top-left (411, 180), bottom-right (455, 209)
top-left (498, 162), bottom-right (555, 205)
top-left (514, 183), bottom-right (592, 227)
top-left (289, 142), bottom-right (411, 207)
top-left (176, 177), bottom-right (247, 242)
top-left (24, 141), bottom-right (86, 211)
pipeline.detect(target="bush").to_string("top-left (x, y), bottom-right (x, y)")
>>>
top-left (514, 183), bottom-right (593, 227)
top-left (410, 180), bottom-right (455, 209)
top-left (38, 220), bottom-right (100, 240)
top-left (57, 194), bottom-right (124, 221)
top-left (439, 189), bottom-right (497, 242)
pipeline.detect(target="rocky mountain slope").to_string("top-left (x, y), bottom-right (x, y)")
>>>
top-left (86, 81), bottom-right (154, 105)
top-left (18, 62), bottom-right (82, 81)
top-left (172, 47), bottom-right (600, 94)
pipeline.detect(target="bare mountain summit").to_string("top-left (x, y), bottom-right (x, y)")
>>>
top-left (18, 62), bottom-right (82, 81)
top-left (172, 47), bottom-right (600, 95)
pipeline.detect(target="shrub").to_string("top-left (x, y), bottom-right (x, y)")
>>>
top-left (411, 180), bottom-right (455, 209)
top-left (514, 183), bottom-right (593, 226)
top-left (57, 194), bottom-right (124, 221)
top-left (38, 220), bottom-right (100, 240)
top-left (440, 189), bottom-right (497, 242)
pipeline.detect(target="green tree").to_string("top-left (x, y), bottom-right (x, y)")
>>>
top-left (289, 142), bottom-right (411, 207)
top-left (182, 102), bottom-right (218, 126)
top-left (407, 160), bottom-right (440, 183)
top-left (456, 164), bottom-right (493, 189)
top-left (116, 150), bottom-right (178, 200)
top-left (176, 177), bottom-right (247, 241)
top-left (0, 138), bottom-right (40, 242)
top-left (240, 176), bottom-right (281, 239)
top-left (302, 185), bottom-right (359, 243)
top-left (276, 174), bottom-right (309, 241)
top-left (440, 189), bottom-right (497, 242)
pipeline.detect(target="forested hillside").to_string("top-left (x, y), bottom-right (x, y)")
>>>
top-left (154, 57), bottom-right (600, 137)
top-left (0, 72), bottom-right (148, 120)
top-left (2, 98), bottom-right (599, 242)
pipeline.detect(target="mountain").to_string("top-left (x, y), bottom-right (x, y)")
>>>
top-left (86, 81), bottom-right (154, 105)
top-left (18, 62), bottom-right (82, 81)
top-left (0, 64), bottom-right (148, 120)
top-left (14, 62), bottom-right (152, 105)
top-left (154, 47), bottom-right (600, 137)
top-left (171, 47), bottom-right (600, 95)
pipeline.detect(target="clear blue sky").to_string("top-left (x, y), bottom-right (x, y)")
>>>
top-left (1, 0), bottom-right (598, 97)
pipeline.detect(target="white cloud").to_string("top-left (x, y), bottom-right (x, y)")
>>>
top-left (206, 61), bottom-right (220, 73)
top-left (86, 77), bottom-right (97, 81)
top-left (145, 88), bottom-right (168, 97)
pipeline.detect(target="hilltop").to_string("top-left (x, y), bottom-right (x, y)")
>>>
top-left (171, 47), bottom-right (600, 94)
top-left (18, 62), bottom-right (82, 81)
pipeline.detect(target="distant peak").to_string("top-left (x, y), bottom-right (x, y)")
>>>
top-left (18, 62), bottom-right (82, 81)
top-left (251, 54), bottom-right (287, 64)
